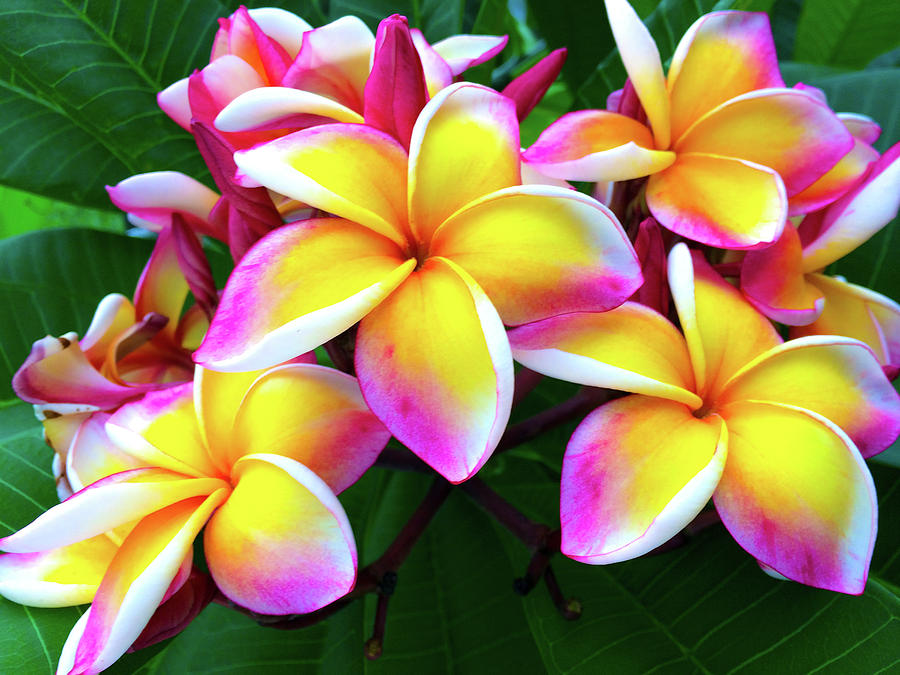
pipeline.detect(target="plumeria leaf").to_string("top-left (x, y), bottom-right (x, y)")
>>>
top-left (0, 1), bottom-right (246, 208)
top-left (793, 0), bottom-right (900, 68)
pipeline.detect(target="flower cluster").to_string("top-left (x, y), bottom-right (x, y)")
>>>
top-left (2, 2), bottom-right (899, 673)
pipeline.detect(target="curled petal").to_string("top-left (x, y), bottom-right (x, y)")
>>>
top-left (106, 383), bottom-right (221, 479)
top-left (647, 153), bottom-right (786, 249)
top-left (720, 336), bottom-right (900, 458)
top-left (0, 535), bottom-right (119, 607)
top-left (668, 11), bottom-right (783, 141)
top-left (282, 16), bottom-right (375, 113)
top-left (675, 89), bottom-right (854, 196)
top-left (523, 110), bottom-right (674, 182)
top-left (204, 454), bottom-right (356, 614)
top-left (802, 142), bottom-right (900, 272)
top-left (134, 226), bottom-right (190, 346)
top-left (234, 124), bottom-right (410, 246)
top-left (604, 0), bottom-right (670, 148)
top-left (194, 218), bottom-right (414, 371)
top-left (214, 7), bottom-right (292, 84)
top-left (79, 294), bottom-right (136, 361)
top-left (715, 401), bottom-right (876, 594)
top-left (431, 185), bottom-right (641, 324)
top-left (839, 112), bottom-right (881, 145)
top-left (215, 87), bottom-right (364, 133)
top-left (230, 364), bottom-right (390, 492)
top-left (408, 83), bottom-right (520, 243)
top-left (793, 274), bottom-right (900, 379)
top-left (246, 8), bottom-right (312, 58)
top-left (668, 244), bottom-right (781, 399)
top-left (188, 55), bottom-right (267, 125)
top-left (128, 568), bottom-right (216, 652)
top-left (355, 258), bottom-right (514, 483)
top-left (157, 77), bottom-right (191, 130)
top-left (0, 469), bottom-right (226, 554)
top-left (63, 490), bottom-right (227, 675)
top-left (12, 335), bottom-right (145, 411)
top-left (741, 224), bottom-right (825, 325)
top-left (562, 396), bottom-right (726, 564)
top-left (432, 34), bottom-right (507, 75)
top-left (105, 172), bottom-right (220, 236)
top-left (509, 304), bottom-right (700, 407)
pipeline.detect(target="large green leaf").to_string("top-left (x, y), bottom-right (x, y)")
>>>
top-left (0, 185), bottom-right (123, 239)
top-left (793, 0), bottom-right (900, 68)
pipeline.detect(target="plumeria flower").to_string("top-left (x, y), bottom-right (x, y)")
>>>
top-left (0, 363), bottom-right (389, 674)
top-left (14, 225), bottom-right (207, 423)
top-left (194, 83), bottom-right (642, 483)
top-left (742, 142), bottom-right (900, 369)
top-left (523, 0), bottom-right (854, 249)
top-left (160, 6), bottom-right (507, 148)
top-left (509, 243), bottom-right (900, 593)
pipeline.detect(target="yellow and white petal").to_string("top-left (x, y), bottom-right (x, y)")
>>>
top-left (715, 401), bottom-right (876, 594)
top-left (793, 274), bottom-right (900, 376)
top-left (431, 185), bottom-right (641, 325)
top-left (561, 395), bottom-right (726, 564)
top-left (509, 303), bottom-right (700, 407)
top-left (355, 258), bottom-right (514, 483)
top-left (106, 384), bottom-right (222, 479)
top-left (522, 110), bottom-right (674, 182)
top-left (194, 218), bottom-right (415, 372)
top-left (408, 83), bottom-right (520, 244)
top-left (233, 124), bottom-right (410, 246)
top-left (230, 364), bottom-right (390, 492)
top-left (0, 469), bottom-right (226, 554)
top-left (646, 153), bottom-right (787, 249)
top-left (667, 11), bottom-right (783, 141)
top-left (204, 454), bottom-right (356, 615)
top-left (61, 490), bottom-right (227, 675)
top-left (604, 0), bottom-right (670, 148)
top-left (668, 243), bottom-right (782, 400)
top-left (0, 535), bottom-right (119, 607)
top-left (719, 336), bottom-right (900, 458)
top-left (215, 87), bottom-right (363, 133)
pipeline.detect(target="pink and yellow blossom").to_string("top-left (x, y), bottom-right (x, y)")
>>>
top-left (0, 363), bottom-right (389, 674)
top-left (523, 1), bottom-right (854, 249)
top-left (194, 83), bottom-right (642, 483)
top-left (509, 243), bottom-right (900, 593)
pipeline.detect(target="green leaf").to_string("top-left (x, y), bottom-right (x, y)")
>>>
top-left (0, 0), bottom-right (239, 208)
top-left (327, 0), bottom-right (466, 41)
top-left (794, 0), bottom-right (900, 69)
top-left (576, 0), bottom-right (727, 108)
